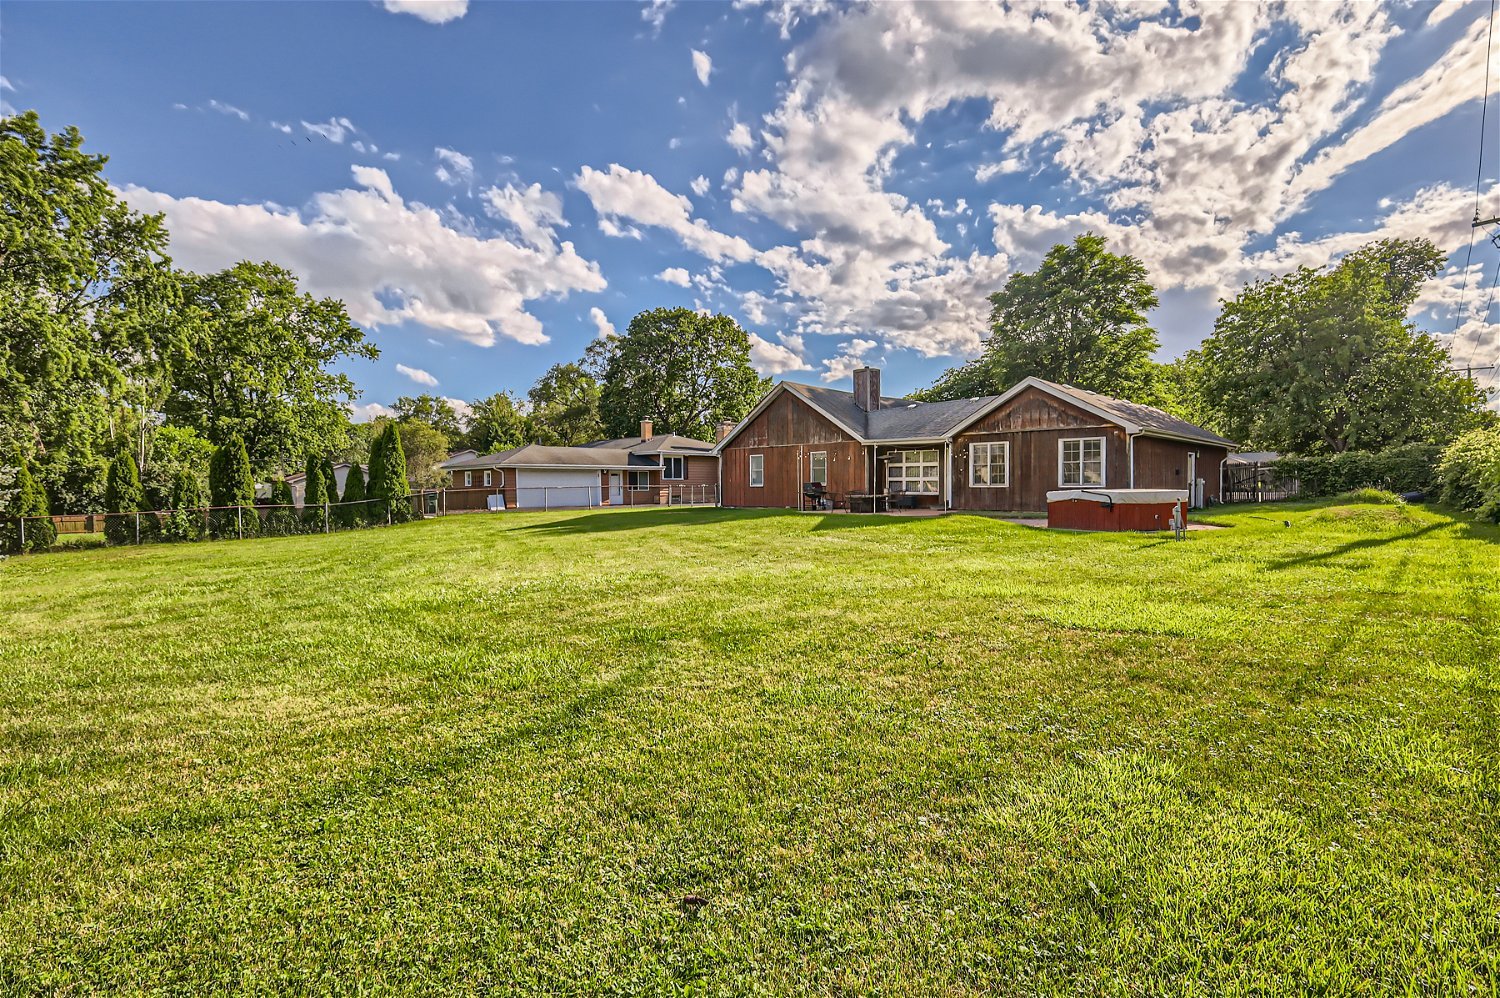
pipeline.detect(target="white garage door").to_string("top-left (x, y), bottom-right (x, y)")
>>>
top-left (515, 469), bottom-right (602, 508)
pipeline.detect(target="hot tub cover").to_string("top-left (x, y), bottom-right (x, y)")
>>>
top-left (1046, 489), bottom-right (1188, 505)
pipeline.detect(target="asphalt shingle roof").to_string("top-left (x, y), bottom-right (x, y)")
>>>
top-left (1032, 379), bottom-right (1237, 447)
top-left (778, 378), bottom-right (1233, 447)
top-left (442, 444), bottom-right (655, 470)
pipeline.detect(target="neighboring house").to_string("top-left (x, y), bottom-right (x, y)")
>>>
top-left (715, 367), bottom-right (1234, 512)
top-left (439, 420), bottom-right (718, 510)
top-left (285, 462), bottom-right (364, 507)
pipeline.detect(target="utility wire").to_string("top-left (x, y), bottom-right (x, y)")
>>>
top-left (1459, 0), bottom-right (1499, 374)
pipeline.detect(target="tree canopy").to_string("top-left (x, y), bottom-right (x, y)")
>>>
top-left (459, 392), bottom-right (527, 454)
top-left (526, 364), bottom-right (603, 446)
top-left (163, 261), bottom-right (376, 475)
top-left (595, 308), bottom-right (768, 442)
top-left (1195, 238), bottom-right (1485, 453)
top-left (918, 234), bottom-right (1160, 402)
top-left (393, 394), bottom-right (463, 446)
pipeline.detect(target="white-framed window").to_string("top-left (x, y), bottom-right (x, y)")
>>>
top-left (888, 449), bottom-right (940, 494)
top-left (628, 471), bottom-right (651, 491)
top-left (969, 441), bottom-right (1009, 487)
top-left (483, 470), bottom-right (492, 487)
top-left (1059, 437), bottom-right (1106, 487)
top-left (662, 456), bottom-right (685, 480)
top-left (749, 453), bottom-right (765, 488)
top-left (463, 471), bottom-right (473, 487)
top-left (809, 451), bottom-right (828, 485)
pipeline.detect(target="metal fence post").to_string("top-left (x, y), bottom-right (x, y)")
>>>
top-left (135, 512), bottom-right (141, 544)
top-left (237, 505), bottom-right (243, 540)
top-left (18, 517), bottom-right (24, 550)
top-left (324, 501), bottom-right (330, 533)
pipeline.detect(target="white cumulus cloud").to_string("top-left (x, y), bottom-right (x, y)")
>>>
top-left (575, 163), bottom-right (756, 262)
top-left (120, 166), bottom-right (605, 348)
top-left (657, 267), bottom-right (692, 286)
top-left (396, 363), bottom-right (439, 387)
top-left (383, 0), bottom-right (468, 24)
top-left (692, 49), bottom-right (713, 86)
top-left (434, 146), bottom-right (475, 187)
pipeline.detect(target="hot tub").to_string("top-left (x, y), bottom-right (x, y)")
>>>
top-left (1045, 489), bottom-right (1188, 531)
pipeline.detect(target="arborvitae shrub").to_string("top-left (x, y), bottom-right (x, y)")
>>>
top-left (339, 462), bottom-right (367, 527)
top-left (265, 479), bottom-right (301, 535)
top-left (208, 435), bottom-right (256, 538)
top-left (376, 424), bottom-right (411, 523)
top-left (302, 454), bottom-right (329, 531)
top-left (104, 451), bottom-right (144, 544)
top-left (4, 453), bottom-right (55, 552)
top-left (367, 433), bottom-right (386, 525)
top-left (164, 469), bottom-right (206, 541)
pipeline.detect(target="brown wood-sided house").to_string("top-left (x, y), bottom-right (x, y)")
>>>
top-left (438, 420), bottom-right (718, 510)
top-left (715, 368), bottom-right (1234, 513)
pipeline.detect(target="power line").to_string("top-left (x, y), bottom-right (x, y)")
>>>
top-left (1461, 0), bottom-right (1500, 379)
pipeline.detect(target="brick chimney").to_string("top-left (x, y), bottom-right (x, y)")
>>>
top-left (640, 418), bottom-right (653, 440)
top-left (853, 366), bottom-right (881, 412)
top-left (715, 419), bottom-right (736, 442)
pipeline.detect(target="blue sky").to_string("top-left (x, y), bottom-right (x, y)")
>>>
top-left (4, 0), bottom-right (1497, 417)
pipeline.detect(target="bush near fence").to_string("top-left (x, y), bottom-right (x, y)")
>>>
top-left (1437, 427), bottom-right (1500, 522)
top-left (1, 493), bottom-right (432, 555)
top-left (1271, 444), bottom-right (1442, 500)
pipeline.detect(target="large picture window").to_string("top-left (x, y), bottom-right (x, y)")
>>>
top-left (628, 471), bottom-right (650, 491)
top-left (969, 441), bottom-right (1008, 487)
top-left (1059, 437), bottom-right (1105, 487)
top-left (888, 449), bottom-right (940, 494)
top-left (662, 456), bottom-right (685, 480)
top-left (809, 451), bottom-right (828, 485)
top-left (749, 453), bottom-right (765, 488)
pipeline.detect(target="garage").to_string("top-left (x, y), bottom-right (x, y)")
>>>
top-left (514, 468), bottom-right (601, 509)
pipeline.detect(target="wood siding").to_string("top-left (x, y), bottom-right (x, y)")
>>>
top-left (721, 390), bottom-right (866, 508)
top-left (952, 389), bottom-right (1128, 512)
top-left (1132, 437), bottom-right (1228, 503)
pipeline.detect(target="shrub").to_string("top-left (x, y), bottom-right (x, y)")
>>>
top-left (208, 436), bottom-right (257, 538)
top-left (302, 454), bottom-right (329, 531)
top-left (1272, 443), bottom-right (1442, 499)
top-left (104, 451), bottom-right (144, 545)
top-left (1437, 427), bottom-right (1500, 521)
top-left (371, 424), bottom-right (411, 523)
top-left (339, 462), bottom-right (367, 527)
top-left (3, 452), bottom-right (55, 553)
top-left (264, 479), bottom-right (301, 536)
top-left (164, 469), bottom-right (206, 542)
top-left (1340, 487), bottom-right (1402, 505)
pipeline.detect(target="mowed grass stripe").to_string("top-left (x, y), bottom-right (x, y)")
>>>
top-left (0, 502), bottom-right (1496, 995)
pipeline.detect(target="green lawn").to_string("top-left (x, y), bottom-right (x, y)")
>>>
top-left (1, 500), bottom-right (1496, 995)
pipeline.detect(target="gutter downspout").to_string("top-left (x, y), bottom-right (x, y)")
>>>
top-left (944, 441), bottom-right (953, 510)
top-left (1127, 431), bottom-right (1137, 488)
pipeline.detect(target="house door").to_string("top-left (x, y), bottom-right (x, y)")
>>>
top-left (609, 473), bottom-right (623, 505)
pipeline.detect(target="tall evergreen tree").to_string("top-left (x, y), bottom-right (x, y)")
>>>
top-left (339, 461), bottom-right (367, 527)
top-left (164, 468), bottom-right (205, 541)
top-left (367, 430), bottom-right (387, 525)
top-left (207, 435), bottom-right (256, 537)
top-left (4, 452), bottom-right (55, 552)
top-left (104, 450), bottom-right (143, 544)
top-left (373, 422), bottom-right (410, 523)
top-left (302, 453), bottom-right (329, 530)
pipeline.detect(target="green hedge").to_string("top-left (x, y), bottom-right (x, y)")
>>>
top-left (1437, 427), bottom-right (1500, 521)
top-left (1271, 444), bottom-right (1442, 499)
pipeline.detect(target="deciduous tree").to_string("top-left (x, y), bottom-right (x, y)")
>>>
top-left (459, 393), bottom-right (528, 453)
top-left (596, 308), bottom-right (768, 442)
top-left (163, 261), bottom-right (377, 474)
top-left (918, 234), bottom-right (1160, 402)
top-left (1197, 238), bottom-right (1485, 453)
top-left (526, 364), bottom-right (603, 445)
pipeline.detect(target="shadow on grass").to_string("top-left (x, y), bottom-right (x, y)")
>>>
top-left (515, 507), bottom-right (783, 536)
top-left (1267, 519), bottom-right (1447, 571)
